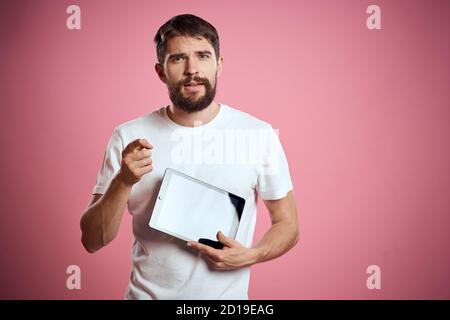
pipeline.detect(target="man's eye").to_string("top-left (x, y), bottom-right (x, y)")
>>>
top-left (199, 54), bottom-right (209, 59)
top-left (173, 57), bottom-right (184, 62)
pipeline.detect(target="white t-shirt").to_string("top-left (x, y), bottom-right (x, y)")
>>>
top-left (92, 103), bottom-right (293, 299)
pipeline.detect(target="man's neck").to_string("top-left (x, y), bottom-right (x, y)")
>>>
top-left (167, 101), bottom-right (221, 127)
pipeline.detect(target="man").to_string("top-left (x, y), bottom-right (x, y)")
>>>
top-left (80, 14), bottom-right (299, 300)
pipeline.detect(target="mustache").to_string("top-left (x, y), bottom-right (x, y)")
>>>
top-left (180, 76), bottom-right (209, 86)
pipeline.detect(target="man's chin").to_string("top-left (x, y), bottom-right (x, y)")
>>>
top-left (174, 98), bottom-right (213, 113)
top-left (183, 92), bottom-right (204, 101)
top-left (182, 88), bottom-right (204, 96)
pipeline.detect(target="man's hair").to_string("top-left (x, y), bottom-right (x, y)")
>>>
top-left (154, 14), bottom-right (220, 65)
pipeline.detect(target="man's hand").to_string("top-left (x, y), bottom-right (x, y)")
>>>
top-left (117, 138), bottom-right (153, 186)
top-left (187, 231), bottom-right (259, 271)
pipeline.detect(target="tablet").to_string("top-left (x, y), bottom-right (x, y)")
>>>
top-left (149, 168), bottom-right (245, 249)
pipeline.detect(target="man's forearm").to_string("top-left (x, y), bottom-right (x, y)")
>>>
top-left (80, 174), bottom-right (132, 253)
top-left (251, 220), bottom-right (299, 264)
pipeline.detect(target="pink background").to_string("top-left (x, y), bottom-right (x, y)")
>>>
top-left (0, 0), bottom-right (449, 299)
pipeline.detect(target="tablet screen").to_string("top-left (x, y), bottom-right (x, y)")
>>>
top-left (149, 168), bottom-right (245, 243)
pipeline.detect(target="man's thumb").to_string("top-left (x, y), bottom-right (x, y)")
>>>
top-left (217, 231), bottom-right (233, 246)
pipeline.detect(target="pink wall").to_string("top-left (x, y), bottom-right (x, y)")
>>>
top-left (0, 0), bottom-right (449, 299)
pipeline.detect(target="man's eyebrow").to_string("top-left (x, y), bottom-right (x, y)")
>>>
top-left (196, 50), bottom-right (213, 55)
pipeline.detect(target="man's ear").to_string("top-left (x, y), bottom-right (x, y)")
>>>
top-left (216, 57), bottom-right (224, 78)
top-left (155, 63), bottom-right (166, 83)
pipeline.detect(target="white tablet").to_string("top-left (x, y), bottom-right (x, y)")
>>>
top-left (149, 168), bottom-right (245, 249)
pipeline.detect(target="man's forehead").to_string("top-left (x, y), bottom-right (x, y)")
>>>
top-left (165, 35), bottom-right (214, 54)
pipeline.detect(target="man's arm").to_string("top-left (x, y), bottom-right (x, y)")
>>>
top-left (187, 190), bottom-right (299, 270)
top-left (80, 177), bottom-right (133, 253)
top-left (80, 138), bottom-right (153, 253)
top-left (252, 190), bottom-right (299, 262)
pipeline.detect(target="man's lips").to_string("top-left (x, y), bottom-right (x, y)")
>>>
top-left (184, 81), bottom-right (203, 86)
top-left (183, 82), bottom-right (204, 92)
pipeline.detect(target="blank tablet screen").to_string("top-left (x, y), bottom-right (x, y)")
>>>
top-left (149, 168), bottom-right (245, 242)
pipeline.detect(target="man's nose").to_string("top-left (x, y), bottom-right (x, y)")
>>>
top-left (184, 58), bottom-right (199, 76)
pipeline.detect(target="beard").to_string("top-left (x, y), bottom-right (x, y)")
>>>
top-left (168, 74), bottom-right (217, 113)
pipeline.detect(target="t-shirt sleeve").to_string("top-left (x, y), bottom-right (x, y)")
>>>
top-left (256, 124), bottom-right (294, 200)
top-left (92, 128), bottom-right (124, 195)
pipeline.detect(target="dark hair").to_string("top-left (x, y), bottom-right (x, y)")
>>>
top-left (154, 14), bottom-right (220, 65)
